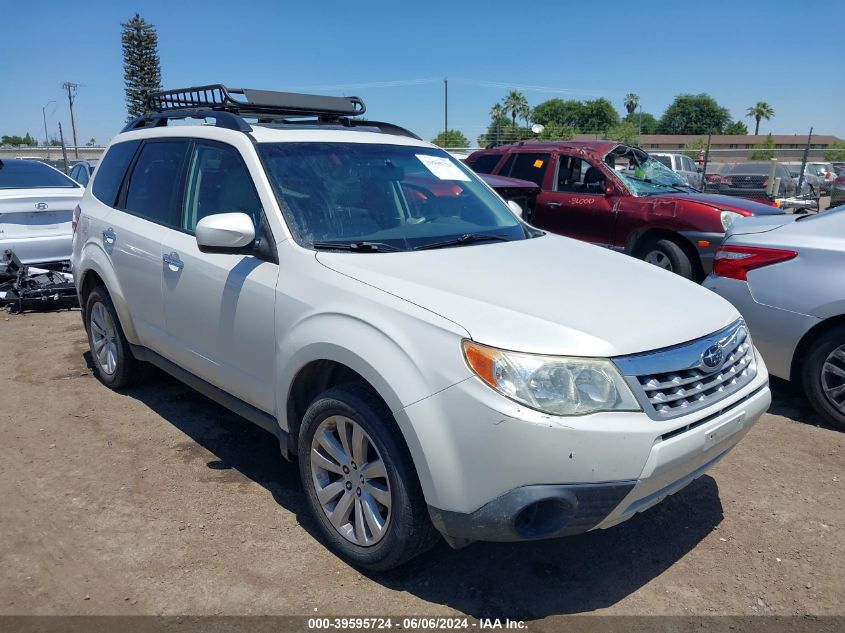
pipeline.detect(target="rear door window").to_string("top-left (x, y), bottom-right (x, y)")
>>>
top-left (555, 156), bottom-right (605, 193)
top-left (468, 153), bottom-right (503, 174)
top-left (92, 141), bottom-right (140, 206)
top-left (123, 140), bottom-right (190, 226)
top-left (505, 153), bottom-right (551, 187)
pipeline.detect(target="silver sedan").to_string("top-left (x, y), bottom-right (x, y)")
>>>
top-left (704, 207), bottom-right (845, 430)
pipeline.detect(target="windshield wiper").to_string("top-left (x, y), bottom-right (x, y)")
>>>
top-left (312, 241), bottom-right (402, 253)
top-left (413, 233), bottom-right (512, 251)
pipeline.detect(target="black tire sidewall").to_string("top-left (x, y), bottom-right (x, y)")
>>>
top-left (802, 326), bottom-right (845, 430)
top-left (297, 387), bottom-right (423, 570)
top-left (640, 238), bottom-right (694, 279)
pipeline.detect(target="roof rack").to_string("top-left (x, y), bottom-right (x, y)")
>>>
top-left (122, 84), bottom-right (367, 133)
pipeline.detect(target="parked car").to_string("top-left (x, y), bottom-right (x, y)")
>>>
top-left (69, 159), bottom-right (99, 187)
top-left (650, 152), bottom-right (703, 188)
top-left (467, 142), bottom-right (783, 279)
top-left (703, 163), bottom-right (734, 193)
top-left (805, 162), bottom-right (837, 194)
top-left (781, 162), bottom-right (822, 196)
top-left (719, 162), bottom-right (796, 199)
top-left (0, 158), bottom-right (84, 265)
top-left (71, 84), bottom-right (770, 570)
top-left (830, 176), bottom-right (845, 208)
top-left (705, 208), bottom-right (845, 430)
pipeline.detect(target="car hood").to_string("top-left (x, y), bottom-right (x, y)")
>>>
top-left (316, 234), bottom-right (740, 357)
top-left (727, 214), bottom-right (798, 237)
top-left (655, 192), bottom-right (784, 215)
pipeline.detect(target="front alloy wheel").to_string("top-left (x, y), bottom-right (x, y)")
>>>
top-left (90, 301), bottom-right (119, 376)
top-left (309, 415), bottom-right (392, 546)
top-left (821, 345), bottom-right (845, 416)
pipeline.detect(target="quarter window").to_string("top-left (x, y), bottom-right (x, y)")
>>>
top-left (182, 142), bottom-right (262, 233)
top-left (468, 153), bottom-right (503, 174)
top-left (92, 141), bottom-right (140, 206)
top-left (123, 140), bottom-right (190, 226)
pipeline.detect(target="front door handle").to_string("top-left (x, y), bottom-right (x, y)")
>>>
top-left (162, 252), bottom-right (184, 272)
top-left (102, 228), bottom-right (116, 245)
top-left (546, 201), bottom-right (562, 208)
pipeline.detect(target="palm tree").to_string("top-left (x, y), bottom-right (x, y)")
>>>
top-left (490, 102), bottom-right (504, 145)
top-left (624, 92), bottom-right (640, 115)
top-left (502, 90), bottom-right (529, 132)
top-left (745, 102), bottom-right (775, 136)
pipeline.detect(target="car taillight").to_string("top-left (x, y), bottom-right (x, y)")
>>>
top-left (707, 174), bottom-right (723, 183)
top-left (825, 171), bottom-right (834, 181)
top-left (713, 245), bottom-right (797, 281)
top-left (72, 205), bottom-right (81, 233)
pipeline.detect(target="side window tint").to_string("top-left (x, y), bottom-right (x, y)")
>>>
top-left (182, 142), bottom-right (262, 233)
top-left (468, 154), bottom-right (502, 174)
top-left (507, 153), bottom-right (550, 187)
top-left (92, 141), bottom-right (140, 207)
top-left (499, 154), bottom-right (516, 178)
top-left (556, 157), bottom-right (604, 193)
top-left (124, 140), bottom-right (190, 226)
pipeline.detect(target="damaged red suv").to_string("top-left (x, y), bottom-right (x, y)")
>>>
top-left (467, 142), bottom-right (783, 279)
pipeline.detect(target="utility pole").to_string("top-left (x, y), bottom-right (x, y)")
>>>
top-left (63, 82), bottom-right (80, 158)
top-left (58, 122), bottom-right (69, 174)
top-left (42, 100), bottom-right (56, 161)
top-left (443, 78), bottom-right (448, 147)
top-left (797, 127), bottom-right (813, 197)
top-left (701, 133), bottom-right (712, 190)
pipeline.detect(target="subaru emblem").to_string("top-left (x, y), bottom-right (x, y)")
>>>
top-left (35, 202), bottom-right (48, 210)
top-left (701, 344), bottom-right (723, 370)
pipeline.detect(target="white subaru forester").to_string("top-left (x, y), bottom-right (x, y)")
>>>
top-left (71, 85), bottom-right (770, 570)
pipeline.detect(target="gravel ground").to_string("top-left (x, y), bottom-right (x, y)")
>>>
top-left (1, 309), bottom-right (843, 625)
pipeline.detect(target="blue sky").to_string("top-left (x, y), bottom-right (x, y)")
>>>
top-left (3, 0), bottom-right (843, 146)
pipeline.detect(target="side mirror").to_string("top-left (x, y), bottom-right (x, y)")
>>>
top-left (507, 199), bottom-right (524, 218)
top-left (196, 212), bottom-right (256, 254)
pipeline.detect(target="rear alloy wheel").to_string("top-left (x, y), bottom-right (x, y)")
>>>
top-left (802, 326), bottom-right (845, 431)
top-left (298, 386), bottom-right (439, 570)
top-left (639, 238), bottom-right (694, 279)
top-left (84, 287), bottom-right (147, 389)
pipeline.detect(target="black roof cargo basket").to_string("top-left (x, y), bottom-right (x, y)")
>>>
top-left (146, 84), bottom-right (366, 118)
top-left (121, 84), bottom-right (418, 139)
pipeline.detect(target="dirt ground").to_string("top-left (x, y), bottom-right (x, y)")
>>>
top-left (1, 309), bottom-right (843, 625)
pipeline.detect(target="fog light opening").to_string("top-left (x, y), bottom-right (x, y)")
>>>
top-left (514, 499), bottom-right (573, 538)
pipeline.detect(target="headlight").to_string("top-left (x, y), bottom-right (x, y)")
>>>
top-left (720, 211), bottom-right (744, 231)
top-left (462, 340), bottom-right (641, 416)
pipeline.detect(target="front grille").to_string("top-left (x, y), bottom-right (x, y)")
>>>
top-left (613, 321), bottom-right (757, 421)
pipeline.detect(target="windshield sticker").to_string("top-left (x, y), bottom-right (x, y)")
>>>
top-left (533, 159), bottom-right (544, 168)
top-left (416, 154), bottom-right (470, 181)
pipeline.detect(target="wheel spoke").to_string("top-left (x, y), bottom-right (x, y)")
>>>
top-left (360, 458), bottom-right (386, 479)
top-left (351, 423), bottom-right (367, 466)
top-left (363, 481), bottom-right (390, 507)
top-left (354, 498), bottom-right (369, 544)
top-left (311, 447), bottom-right (343, 474)
top-left (316, 478), bottom-right (346, 505)
top-left (90, 319), bottom-right (106, 337)
top-left (92, 336), bottom-right (107, 354)
top-left (336, 417), bottom-right (353, 464)
top-left (361, 491), bottom-right (387, 539)
top-left (824, 362), bottom-right (845, 379)
top-left (825, 383), bottom-right (845, 401)
top-left (329, 490), bottom-right (354, 530)
top-left (96, 345), bottom-right (109, 368)
top-left (316, 429), bottom-right (348, 466)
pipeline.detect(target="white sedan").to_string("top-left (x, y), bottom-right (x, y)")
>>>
top-left (0, 159), bottom-right (83, 265)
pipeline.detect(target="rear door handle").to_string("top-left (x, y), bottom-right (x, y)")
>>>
top-left (102, 228), bottom-right (116, 245)
top-left (163, 252), bottom-right (184, 271)
top-left (546, 201), bottom-right (561, 208)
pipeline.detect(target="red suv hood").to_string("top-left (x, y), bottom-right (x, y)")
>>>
top-left (655, 192), bottom-right (784, 215)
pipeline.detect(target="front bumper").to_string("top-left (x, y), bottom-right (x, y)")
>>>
top-left (400, 355), bottom-right (770, 544)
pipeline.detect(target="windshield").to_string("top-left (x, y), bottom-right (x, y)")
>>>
top-left (0, 160), bottom-right (80, 189)
top-left (613, 155), bottom-right (688, 196)
top-left (258, 143), bottom-right (528, 251)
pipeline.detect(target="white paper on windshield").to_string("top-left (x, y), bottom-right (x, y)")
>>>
top-left (416, 154), bottom-right (470, 181)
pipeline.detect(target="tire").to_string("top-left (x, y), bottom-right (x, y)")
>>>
top-left (83, 286), bottom-right (147, 389)
top-left (298, 385), bottom-right (439, 570)
top-left (638, 238), bottom-right (694, 279)
top-left (801, 325), bottom-right (845, 431)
